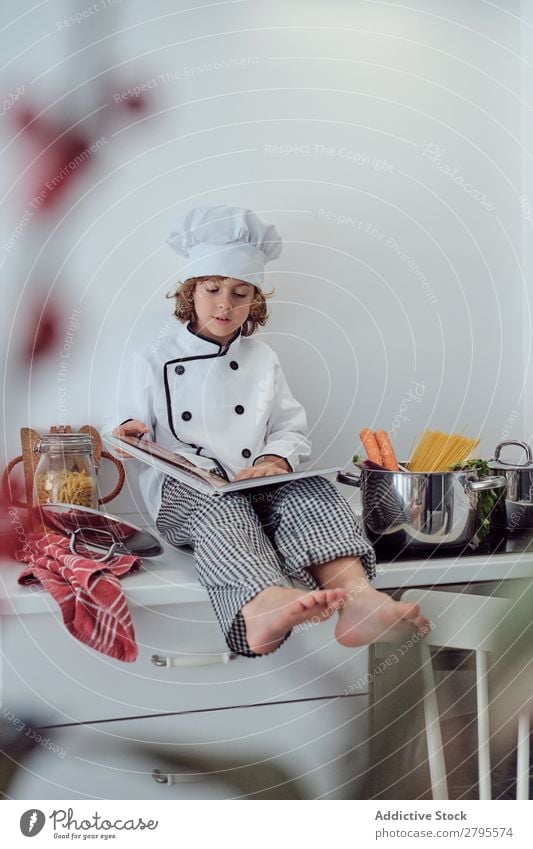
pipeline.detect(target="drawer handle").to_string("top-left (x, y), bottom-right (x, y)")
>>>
top-left (152, 769), bottom-right (205, 785)
top-left (151, 652), bottom-right (237, 668)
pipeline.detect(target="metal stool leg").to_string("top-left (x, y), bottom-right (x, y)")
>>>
top-left (420, 642), bottom-right (449, 799)
top-left (476, 650), bottom-right (492, 800)
top-left (516, 710), bottom-right (530, 800)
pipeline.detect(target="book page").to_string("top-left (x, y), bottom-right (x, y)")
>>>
top-left (114, 435), bottom-right (228, 488)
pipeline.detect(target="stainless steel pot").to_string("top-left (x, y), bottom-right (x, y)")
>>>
top-left (338, 465), bottom-right (506, 551)
top-left (488, 440), bottom-right (533, 531)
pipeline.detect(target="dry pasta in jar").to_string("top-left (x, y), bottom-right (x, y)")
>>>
top-left (33, 433), bottom-right (98, 509)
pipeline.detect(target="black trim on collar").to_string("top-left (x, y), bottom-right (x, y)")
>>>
top-left (186, 321), bottom-right (240, 351)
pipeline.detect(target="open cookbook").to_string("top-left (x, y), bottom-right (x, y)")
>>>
top-left (104, 434), bottom-right (341, 496)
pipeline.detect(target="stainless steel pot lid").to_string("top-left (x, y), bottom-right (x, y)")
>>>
top-left (33, 503), bottom-right (163, 561)
top-left (489, 440), bottom-right (533, 470)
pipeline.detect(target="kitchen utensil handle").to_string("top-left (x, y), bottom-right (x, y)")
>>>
top-left (1, 455), bottom-right (28, 508)
top-left (68, 527), bottom-right (123, 562)
top-left (152, 769), bottom-right (205, 785)
top-left (336, 470), bottom-right (362, 487)
top-left (464, 475), bottom-right (507, 492)
top-left (493, 440), bottom-right (532, 466)
top-left (98, 450), bottom-right (126, 504)
top-left (151, 652), bottom-right (237, 668)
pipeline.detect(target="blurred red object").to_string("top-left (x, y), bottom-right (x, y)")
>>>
top-left (14, 107), bottom-right (93, 210)
top-left (123, 93), bottom-right (146, 112)
top-left (36, 132), bottom-right (92, 209)
top-left (23, 297), bottom-right (61, 363)
top-left (0, 482), bottom-right (28, 560)
top-left (0, 432), bottom-right (34, 561)
top-left (14, 80), bottom-right (154, 213)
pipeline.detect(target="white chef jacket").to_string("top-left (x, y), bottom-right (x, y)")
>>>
top-left (107, 320), bottom-right (312, 520)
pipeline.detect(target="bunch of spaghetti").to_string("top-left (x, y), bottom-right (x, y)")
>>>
top-left (408, 429), bottom-right (480, 472)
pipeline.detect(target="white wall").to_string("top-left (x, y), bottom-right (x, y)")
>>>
top-left (1, 0), bottom-right (529, 515)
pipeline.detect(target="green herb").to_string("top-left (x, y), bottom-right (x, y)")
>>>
top-left (451, 458), bottom-right (491, 476)
top-left (452, 458), bottom-right (501, 541)
top-left (352, 454), bottom-right (363, 466)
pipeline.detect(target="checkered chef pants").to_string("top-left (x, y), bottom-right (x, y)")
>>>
top-left (156, 475), bottom-right (376, 658)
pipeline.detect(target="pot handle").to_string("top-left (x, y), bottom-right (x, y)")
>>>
top-left (464, 475), bottom-right (507, 492)
top-left (337, 470), bottom-right (362, 487)
top-left (493, 440), bottom-right (532, 466)
top-left (151, 652), bottom-right (236, 668)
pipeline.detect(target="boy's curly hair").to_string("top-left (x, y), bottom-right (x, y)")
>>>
top-left (166, 276), bottom-right (272, 337)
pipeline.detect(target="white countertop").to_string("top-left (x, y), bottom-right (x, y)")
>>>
top-left (2, 482), bottom-right (533, 617)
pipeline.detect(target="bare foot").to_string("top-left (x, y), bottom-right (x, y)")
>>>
top-left (335, 585), bottom-right (431, 647)
top-left (242, 586), bottom-right (346, 655)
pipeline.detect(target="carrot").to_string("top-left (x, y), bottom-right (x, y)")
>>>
top-left (375, 429), bottom-right (400, 471)
top-left (359, 428), bottom-right (382, 465)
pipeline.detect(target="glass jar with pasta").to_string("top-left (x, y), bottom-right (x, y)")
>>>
top-left (33, 433), bottom-right (98, 509)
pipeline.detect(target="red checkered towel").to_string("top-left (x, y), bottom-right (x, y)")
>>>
top-left (16, 532), bottom-right (141, 662)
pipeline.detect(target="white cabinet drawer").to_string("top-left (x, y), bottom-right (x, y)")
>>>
top-left (1, 602), bottom-right (368, 724)
top-left (9, 695), bottom-right (369, 800)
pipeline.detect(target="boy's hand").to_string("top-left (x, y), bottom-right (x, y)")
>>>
top-left (111, 420), bottom-right (149, 458)
top-left (233, 456), bottom-right (291, 482)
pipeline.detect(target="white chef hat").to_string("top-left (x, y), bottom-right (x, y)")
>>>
top-left (167, 205), bottom-right (282, 289)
